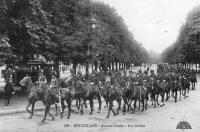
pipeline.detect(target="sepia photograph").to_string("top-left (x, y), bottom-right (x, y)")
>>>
top-left (0, 0), bottom-right (199, 131)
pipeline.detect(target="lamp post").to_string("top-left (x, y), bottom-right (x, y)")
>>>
top-left (90, 17), bottom-right (97, 73)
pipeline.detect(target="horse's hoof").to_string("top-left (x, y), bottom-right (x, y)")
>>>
top-left (106, 116), bottom-right (109, 118)
top-left (97, 111), bottom-right (100, 113)
top-left (114, 114), bottom-right (116, 116)
top-left (28, 116), bottom-right (32, 119)
top-left (154, 106), bottom-right (156, 108)
top-left (41, 119), bottom-right (45, 123)
top-left (67, 117), bottom-right (70, 119)
top-left (141, 110), bottom-right (144, 112)
top-left (52, 117), bottom-right (55, 121)
top-left (90, 112), bottom-right (93, 115)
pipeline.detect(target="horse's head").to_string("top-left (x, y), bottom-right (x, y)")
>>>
top-left (20, 76), bottom-right (32, 87)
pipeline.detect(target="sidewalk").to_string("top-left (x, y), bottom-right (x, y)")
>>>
top-left (0, 94), bottom-right (44, 115)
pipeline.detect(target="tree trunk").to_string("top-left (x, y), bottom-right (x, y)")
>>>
top-left (54, 58), bottom-right (60, 78)
top-left (73, 61), bottom-right (77, 75)
top-left (85, 63), bottom-right (89, 80)
top-left (112, 62), bottom-right (114, 71)
top-left (115, 62), bottom-right (118, 71)
top-left (94, 61), bottom-right (98, 71)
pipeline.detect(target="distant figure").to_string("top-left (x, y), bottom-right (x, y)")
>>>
top-left (4, 78), bottom-right (15, 106)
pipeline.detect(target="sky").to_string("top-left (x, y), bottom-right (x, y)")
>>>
top-left (98, 0), bottom-right (200, 53)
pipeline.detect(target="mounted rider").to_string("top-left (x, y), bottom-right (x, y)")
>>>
top-left (38, 69), bottom-right (47, 90)
top-left (49, 72), bottom-right (60, 97)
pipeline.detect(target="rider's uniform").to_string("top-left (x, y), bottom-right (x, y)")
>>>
top-left (38, 74), bottom-right (47, 89)
top-left (50, 76), bottom-right (60, 95)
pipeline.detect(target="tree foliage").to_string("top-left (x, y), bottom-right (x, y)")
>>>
top-left (162, 5), bottom-right (200, 64)
top-left (0, 0), bottom-right (149, 70)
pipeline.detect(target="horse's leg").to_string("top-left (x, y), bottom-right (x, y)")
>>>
top-left (48, 106), bottom-right (55, 121)
top-left (84, 99), bottom-right (88, 108)
top-left (151, 94), bottom-right (154, 106)
top-left (132, 99), bottom-right (137, 114)
top-left (123, 97), bottom-right (126, 114)
top-left (117, 98), bottom-right (121, 115)
top-left (138, 99), bottom-right (141, 110)
top-left (60, 98), bottom-right (65, 118)
top-left (41, 105), bottom-right (50, 123)
top-left (97, 93), bottom-right (102, 113)
top-left (145, 97), bottom-right (148, 110)
top-left (26, 100), bottom-right (32, 115)
top-left (129, 99), bottom-right (133, 110)
top-left (89, 98), bottom-right (93, 115)
top-left (67, 99), bottom-right (71, 119)
top-left (184, 89), bottom-right (186, 99)
top-left (76, 99), bottom-right (80, 111)
top-left (111, 101), bottom-right (116, 116)
top-left (29, 101), bottom-right (35, 119)
top-left (161, 94), bottom-right (165, 107)
top-left (55, 103), bottom-right (58, 116)
top-left (106, 100), bottom-right (111, 118)
top-left (80, 99), bottom-right (85, 115)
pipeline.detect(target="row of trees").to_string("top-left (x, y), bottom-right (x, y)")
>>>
top-left (162, 5), bottom-right (200, 69)
top-left (0, 0), bottom-right (149, 76)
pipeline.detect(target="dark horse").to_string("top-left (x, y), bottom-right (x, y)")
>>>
top-left (105, 82), bottom-right (122, 118)
top-left (41, 86), bottom-right (72, 122)
top-left (149, 79), bottom-right (160, 108)
top-left (129, 83), bottom-right (148, 114)
top-left (181, 76), bottom-right (190, 98)
top-left (171, 80), bottom-right (181, 102)
top-left (75, 80), bottom-right (100, 115)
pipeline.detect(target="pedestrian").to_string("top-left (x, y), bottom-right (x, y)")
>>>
top-left (4, 78), bottom-right (15, 106)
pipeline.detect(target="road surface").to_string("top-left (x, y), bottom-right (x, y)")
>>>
top-left (0, 66), bottom-right (200, 132)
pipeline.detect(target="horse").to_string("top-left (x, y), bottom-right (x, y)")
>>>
top-left (122, 80), bottom-right (133, 114)
top-left (41, 86), bottom-right (73, 122)
top-left (74, 80), bottom-right (97, 115)
top-left (106, 82), bottom-right (122, 118)
top-left (158, 80), bottom-right (167, 106)
top-left (190, 74), bottom-right (197, 90)
top-left (181, 76), bottom-right (190, 98)
top-left (20, 76), bottom-right (71, 120)
top-left (171, 80), bottom-right (181, 102)
top-left (149, 79), bottom-right (160, 108)
top-left (129, 83), bottom-right (148, 113)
